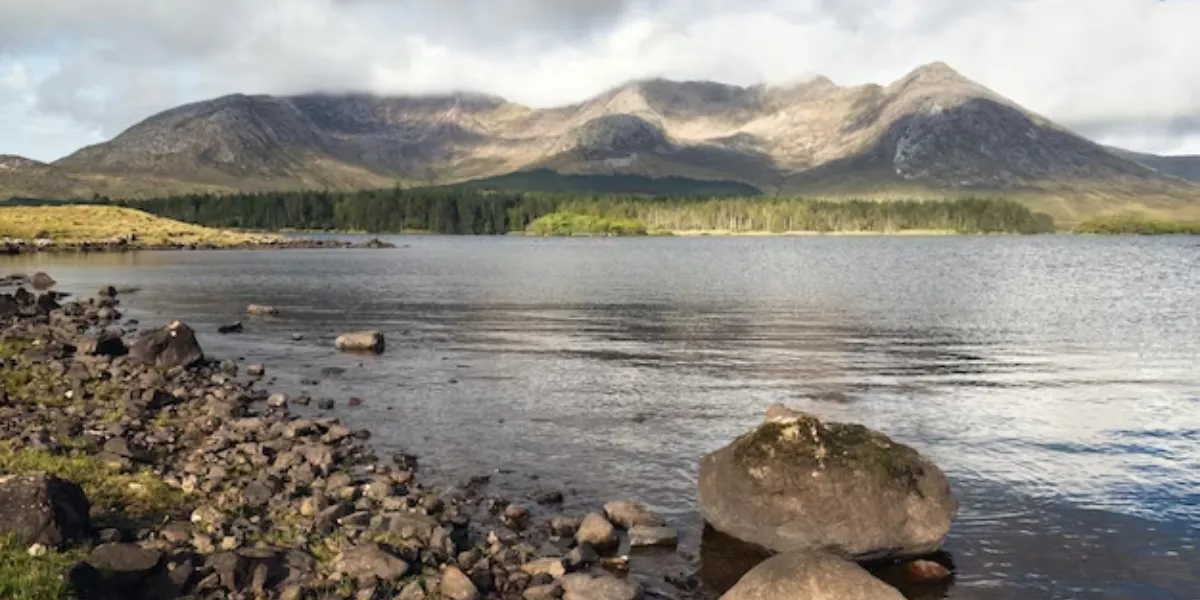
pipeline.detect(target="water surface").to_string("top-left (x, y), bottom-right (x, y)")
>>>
top-left (4, 235), bottom-right (1199, 599)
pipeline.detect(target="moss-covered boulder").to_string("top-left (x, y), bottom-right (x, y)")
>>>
top-left (698, 406), bottom-right (957, 560)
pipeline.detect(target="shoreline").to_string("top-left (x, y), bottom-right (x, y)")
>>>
top-left (0, 237), bottom-right (398, 255)
top-left (0, 279), bottom-right (703, 600)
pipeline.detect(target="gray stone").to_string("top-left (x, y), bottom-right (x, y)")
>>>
top-left (0, 473), bottom-right (90, 548)
top-left (335, 330), bottom-right (385, 354)
top-left (717, 551), bottom-right (905, 600)
top-left (86, 543), bottom-right (163, 588)
top-left (575, 513), bottom-right (617, 550)
top-left (698, 407), bottom-right (958, 560)
top-left (128, 321), bottom-right (204, 369)
top-left (627, 526), bottom-right (678, 548)
top-left (334, 543), bottom-right (410, 583)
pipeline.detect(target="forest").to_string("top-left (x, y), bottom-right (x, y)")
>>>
top-left (111, 187), bottom-right (1057, 234)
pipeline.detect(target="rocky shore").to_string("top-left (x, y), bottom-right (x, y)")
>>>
top-left (0, 275), bottom-right (960, 600)
top-left (0, 237), bottom-right (397, 255)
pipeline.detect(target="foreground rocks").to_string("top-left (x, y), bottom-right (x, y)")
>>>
top-left (719, 551), bottom-right (905, 600)
top-left (698, 404), bottom-right (957, 561)
top-left (0, 279), bottom-right (665, 600)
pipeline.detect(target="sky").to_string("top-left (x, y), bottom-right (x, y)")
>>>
top-left (1, 0), bottom-right (1198, 162)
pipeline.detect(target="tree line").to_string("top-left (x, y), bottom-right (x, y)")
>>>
top-left (63, 187), bottom-right (1055, 234)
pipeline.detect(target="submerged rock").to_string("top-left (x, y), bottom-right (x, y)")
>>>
top-left (128, 320), bottom-right (205, 369)
top-left (0, 473), bottom-right (91, 548)
top-left (246, 304), bottom-right (279, 316)
top-left (218, 321), bottom-right (243, 334)
top-left (30, 271), bottom-right (56, 290)
top-left (697, 405), bottom-right (957, 560)
top-left (718, 551), bottom-right (905, 600)
top-left (335, 330), bottom-right (385, 354)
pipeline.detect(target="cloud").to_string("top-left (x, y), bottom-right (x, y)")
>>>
top-left (0, 0), bottom-right (1197, 160)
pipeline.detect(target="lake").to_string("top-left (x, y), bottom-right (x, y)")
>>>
top-left (3, 235), bottom-right (1199, 599)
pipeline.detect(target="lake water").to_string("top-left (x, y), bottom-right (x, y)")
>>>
top-left (3, 235), bottom-right (1199, 599)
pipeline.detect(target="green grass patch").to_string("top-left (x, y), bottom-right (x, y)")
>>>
top-left (0, 446), bottom-right (186, 522)
top-left (1074, 215), bottom-right (1200, 235)
top-left (0, 535), bottom-right (76, 600)
top-left (526, 212), bottom-right (648, 236)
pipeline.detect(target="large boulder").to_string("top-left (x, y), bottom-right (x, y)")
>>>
top-left (128, 320), bottom-right (204, 369)
top-left (0, 473), bottom-right (91, 548)
top-left (718, 551), bottom-right (905, 600)
top-left (335, 330), bottom-right (385, 354)
top-left (698, 406), bottom-right (957, 560)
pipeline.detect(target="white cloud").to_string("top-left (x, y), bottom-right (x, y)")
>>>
top-left (0, 0), bottom-right (1198, 160)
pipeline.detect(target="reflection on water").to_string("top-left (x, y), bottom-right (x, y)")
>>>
top-left (4, 235), bottom-right (1200, 599)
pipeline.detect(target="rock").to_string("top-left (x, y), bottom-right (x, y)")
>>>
top-left (441, 566), bottom-right (480, 600)
top-left (549, 516), bottom-right (583, 537)
top-left (525, 583), bottom-right (564, 600)
top-left (522, 557), bottom-right (567, 579)
top-left (334, 543), bottom-right (410, 583)
top-left (218, 322), bottom-right (244, 334)
top-left (128, 321), bottom-right (205, 369)
top-left (30, 271), bottom-right (55, 289)
top-left (76, 331), bottom-right (128, 357)
top-left (575, 513), bottom-right (617, 550)
top-left (879, 558), bottom-right (953, 584)
top-left (247, 304), bottom-right (279, 316)
top-left (536, 490), bottom-right (565, 505)
top-left (98, 285), bottom-right (118, 298)
top-left (561, 574), bottom-right (643, 600)
top-left (318, 399), bottom-right (336, 410)
top-left (697, 408), bottom-right (958, 560)
top-left (565, 544), bottom-right (599, 570)
top-left (247, 364), bottom-right (265, 377)
top-left (243, 481), bottom-right (274, 507)
top-left (627, 526), bottom-right (678, 548)
top-left (397, 580), bottom-right (427, 600)
top-left (86, 543), bottom-right (163, 588)
top-left (291, 333), bottom-right (305, 341)
top-left (0, 473), bottom-right (90, 548)
top-left (602, 501), bottom-right (662, 528)
top-left (267, 393), bottom-right (288, 408)
top-left (718, 551), bottom-right (904, 600)
top-left (335, 330), bottom-right (385, 354)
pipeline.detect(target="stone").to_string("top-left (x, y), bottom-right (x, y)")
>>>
top-left (128, 321), bottom-right (205, 369)
top-left (247, 364), bottom-right (266, 377)
top-left (98, 285), bottom-right (118, 298)
top-left (247, 304), bottom-right (280, 316)
top-left (549, 516), bottom-right (583, 537)
top-left (335, 330), bottom-right (386, 354)
top-left (575, 513), bottom-right (617, 550)
top-left (243, 481), bottom-right (273, 507)
top-left (565, 544), bottom-right (599, 571)
top-left (522, 558), bottom-right (567, 579)
top-left (697, 407), bottom-right (958, 561)
top-left (397, 580), bottom-right (427, 600)
top-left (318, 399), bottom-right (336, 410)
top-left (441, 566), bottom-right (480, 600)
top-left (0, 473), bottom-right (90, 548)
top-left (267, 393), bottom-right (288, 408)
top-left (30, 271), bottom-right (56, 289)
top-left (717, 551), bottom-right (905, 600)
top-left (334, 543), bottom-right (410, 583)
top-left (627, 526), bottom-right (678, 548)
top-left (561, 574), bottom-right (643, 600)
top-left (879, 558), bottom-right (953, 584)
top-left (76, 331), bottom-right (128, 357)
top-left (86, 543), bottom-right (163, 588)
top-left (535, 490), bottom-right (564, 505)
top-left (525, 583), bottom-right (564, 600)
top-left (602, 501), bottom-right (662, 528)
top-left (218, 322), bottom-right (244, 334)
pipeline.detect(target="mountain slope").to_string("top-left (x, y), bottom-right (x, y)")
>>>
top-left (5, 62), bottom-right (1199, 223)
top-left (1106, 147), bottom-right (1200, 182)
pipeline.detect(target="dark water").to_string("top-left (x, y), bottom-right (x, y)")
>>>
top-left (4, 235), bottom-right (1199, 599)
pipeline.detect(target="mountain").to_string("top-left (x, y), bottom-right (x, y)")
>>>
top-left (5, 61), bottom-right (1200, 224)
top-left (1106, 147), bottom-right (1200, 182)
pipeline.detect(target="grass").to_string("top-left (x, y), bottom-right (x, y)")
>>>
top-left (0, 535), bottom-right (76, 600)
top-left (0, 446), bottom-right (186, 521)
top-left (526, 211), bottom-right (648, 236)
top-left (1074, 215), bottom-right (1200, 235)
top-left (0, 205), bottom-right (279, 246)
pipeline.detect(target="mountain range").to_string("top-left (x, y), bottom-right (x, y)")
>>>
top-left (2, 61), bottom-right (1198, 224)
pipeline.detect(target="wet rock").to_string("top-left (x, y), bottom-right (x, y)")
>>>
top-left (525, 583), bottom-right (564, 600)
top-left (128, 321), bottom-right (205, 369)
top-left (549, 516), bottom-right (583, 538)
top-left (218, 321), bottom-right (244, 334)
top-left (85, 543), bottom-right (163, 588)
top-left (627, 526), bottom-right (678, 548)
top-left (718, 551), bottom-right (904, 600)
top-left (76, 331), bottom-right (128, 357)
top-left (698, 406), bottom-right (958, 560)
top-left (36, 293), bottom-right (60, 314)
top-left (0, 473), bottom-right (91, 548)
top-left (348, 397), bottom-right (363, 407)
top-left (30, 271), bottom-right (56, 289)
top-left (267, 393), bottom-right (288, 408)
top-left (522, 557), bottom-right (567, 579)
top-left (293, 396), bottom-right (311, 406)
top-left (441, 565), bottom-right (480, 600)
top-left (535, 490), bottom-right (565, 505)
top-left (879, 558), bottom-right (953, 584)
top-left (246, 364), bottom-right (265, 377)
top-left (247, 304), bottom-right (279, 316)
top-left (318, 399), bottom-right (336, 410)
top-left (334, 543), bottom-right (410, 583)
top-left (98, 285), bottom-right (118, 298)
top-left (335, 330), bottom-right (386, 354)
top-left (603, 501), bottom-right (663, 528)
top-left (576, 513), bottom-right (617, 550)
top-left (561, 573), bottom-right (643, 600)
top-left (291, 333), bottom-right (304, 341)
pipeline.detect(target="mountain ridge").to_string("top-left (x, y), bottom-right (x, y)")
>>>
top-left (3, 61), bottom-right (1199, 224)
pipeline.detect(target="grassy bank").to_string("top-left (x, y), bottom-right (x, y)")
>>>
top-left (0, 205), bottom-right (279, 247)
top-left (1074, 215), bottom-right (1200, 235)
